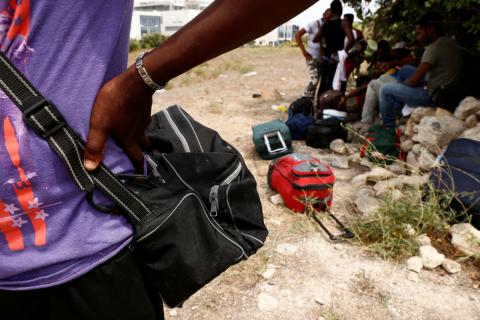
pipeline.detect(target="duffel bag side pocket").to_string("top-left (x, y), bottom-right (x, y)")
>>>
top-left (135, 191), bottom-right (247, 308)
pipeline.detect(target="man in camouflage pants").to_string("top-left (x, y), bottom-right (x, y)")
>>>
top-left (295, 8), bottom-right (331, 100)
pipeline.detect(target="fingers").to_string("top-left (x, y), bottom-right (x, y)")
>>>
top-left (84, 125), bottom-right (108, 171)
top-left (124, 143), bottom-right (145, 173)
top-left (139, 134), bottom-right (150, 151)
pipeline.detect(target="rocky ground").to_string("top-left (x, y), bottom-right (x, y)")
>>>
top-left (134, 47), bottom-right (480, 320)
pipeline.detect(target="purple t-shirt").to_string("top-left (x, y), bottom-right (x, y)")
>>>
top-left (0, 0), bottom-right (136, 290)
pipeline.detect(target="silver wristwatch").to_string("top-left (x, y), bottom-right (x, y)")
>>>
top-left (135, 51), bottom-right (166, 91)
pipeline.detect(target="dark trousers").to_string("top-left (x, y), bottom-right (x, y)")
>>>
top-left (0, 248), bottom-right (164, 320)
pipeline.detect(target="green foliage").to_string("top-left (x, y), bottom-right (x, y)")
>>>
top-left (129, 33), bottom-right (168, 52)
top-left (129, 39), bottom-right (140, 52)
top-left (139, 33), bottom-right (168, 49)
top-left (347, 183), bottom-right (461, 261)
top-left (344, 0), bottom-right (480, 54)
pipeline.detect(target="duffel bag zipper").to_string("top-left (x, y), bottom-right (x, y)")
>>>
top-left (162, 109), bottom-right (190, 152)
top-left (136, 192), bottom-right (247, 261)
top-left (159, 154), bottom-right (248, 260)
top-left (220, 162), bottom-right (242, 186)
top-left (177, 105), bottom-right (204, 152)
top-left (209, 185), bottom-right (220, 217)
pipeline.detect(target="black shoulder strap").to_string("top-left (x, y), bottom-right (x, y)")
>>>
top-left (0, 51), bottom-right (150, 222)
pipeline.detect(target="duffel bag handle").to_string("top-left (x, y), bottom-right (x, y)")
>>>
top-left (263, 131), bottom-right (287, 154)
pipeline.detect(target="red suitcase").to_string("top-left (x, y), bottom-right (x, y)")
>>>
top-left (268, 153), bottom-right (335, 212)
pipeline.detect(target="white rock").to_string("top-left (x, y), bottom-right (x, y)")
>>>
top-left (465, 114), bottom-right (478, 128)
top-left (407, 256), bottom-right (423, 273)
top-left (405, 118), bottom-right (417, 137)
top-left (373, 177), bottom-right (402, 195)
top-left (351, 173), bottom-right (368, 185)
top-left (400, 140), bottom-right (413, 152)
top-left (329, 156), bottom-right (349, 169)
top-left (417, 147), bottom-right (437, 172)
top-left (412, 116), bottom-right (465, 154)
top-left (358, 188), bottom-right (376, 198)
top-left (366, 167), bottom-right (396, 182)
top-left (460, 124), bottom-right (480, 142)
top-left (330, 139), bottom-right (348, 154)
top-left (419, 245), bottom-right (445, 269)
top-left (410, 107), bottom-right (436, 123)
top-left (398, 175), bottom-right (429, 187)
top-left (415, 234), bottom-right (432, 247)
top-left (435, 108), bottom-right (453, 117)
top-left (387, 162), bottom-right (407, 175)
top-left (454, 96), bottom-right (480, 120)
top-left (270, 194), bottom-right (284, 206)
top-left (407, 271), bottom-right (420, 282)
top-left (450, 223), bottom-right (480, 256)
top-left (275, 243), bottom-right (298, 256)
top-left (406, 152), bottom-right (420, 172)
top-left (442, 258), bottom-right (462, 274)
top-left (168, 309), bottom-right (178, 317)
top-left (262, 268), bottom-right (276, 280)
top-left (403, 224), bottom-right (416, 236)
top-left (411, 143), bottom-right (422, 155)
top-left (257, 293), bottom-right (278, 311)
top-left (354, 196), bottom-right (380, 215)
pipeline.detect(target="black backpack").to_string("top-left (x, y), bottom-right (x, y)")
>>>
top-left (305, 118), bottom-right (348, 149)
top-left (288, 96), bottom-right (313, 118)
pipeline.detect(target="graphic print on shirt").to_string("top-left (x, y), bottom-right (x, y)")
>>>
top-left (0, 0), bottom-right (56, 251)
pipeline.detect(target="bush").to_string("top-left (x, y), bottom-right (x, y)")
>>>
top-left (347, 180), bottom-right (462, 261)
top-left (139, 33), bottom-right (167, 50)
top-left (129, 39), bottom-right (140, 52)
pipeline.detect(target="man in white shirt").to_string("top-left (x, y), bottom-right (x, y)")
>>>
top-left (295, 8), bottom-right (332, 99)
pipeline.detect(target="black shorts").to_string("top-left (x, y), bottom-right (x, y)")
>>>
top-left (0, 247), bottom-right (164, 320)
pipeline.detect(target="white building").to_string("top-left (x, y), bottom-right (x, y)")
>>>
top-left (255, 22), bottom-right (299, 46)
top-left (130, 0), bottom-right (211, 38)
top-left (130, 0), bottom-right (299, 45)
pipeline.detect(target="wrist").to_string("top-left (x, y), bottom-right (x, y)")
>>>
top-left (125, 64), bottom-right (156, 96)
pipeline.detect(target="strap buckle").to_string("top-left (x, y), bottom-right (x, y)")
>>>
top-left (22, 97), bottom-right (66, 139)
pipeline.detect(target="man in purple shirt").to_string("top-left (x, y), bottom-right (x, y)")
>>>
top-left (0, 1), bottom-right (318, 319)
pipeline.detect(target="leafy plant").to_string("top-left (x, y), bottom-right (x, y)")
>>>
top-left (345, 0), bottom-right (480, 54)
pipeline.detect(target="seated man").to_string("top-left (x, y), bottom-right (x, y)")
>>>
top-left (354, 41), bottom-right (417, 130)
top-left (379, 11), bottom-right (463, 129)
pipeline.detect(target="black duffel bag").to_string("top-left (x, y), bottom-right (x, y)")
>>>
top-left (127, 106), bottom-right (268, 307)
top-left (0, 53), bottom-right (268, 308)
top-left (306, 117), bottom-right (348, 149)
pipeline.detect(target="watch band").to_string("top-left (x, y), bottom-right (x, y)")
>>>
top-left (135, 51), bottom-right (166, 91)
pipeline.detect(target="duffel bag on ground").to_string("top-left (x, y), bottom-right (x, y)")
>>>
top-left (252, 119), bottom-right (293, 159)
top-left (429, 138), bottom-right (480, 229)
top-left (288, 96), bottom-right (313, 118)
top-left (267, 153), bottom-right (335, 212)
top-left (359, 123), bottom-right (402, 164)
top-left (286, 113), bottom-right (316, 140)
top-left (305, 117), bottom-right (348, 149)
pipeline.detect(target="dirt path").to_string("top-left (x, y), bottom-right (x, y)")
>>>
top-left (146, 47), bottom-right (479, 320)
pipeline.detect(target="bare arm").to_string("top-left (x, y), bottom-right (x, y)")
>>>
top-left (295, 28), bottom-right (311, 59)
top-left (403, 62), bottom-right (431, 87)
top-left (343, 21), bottom-right (354, 53)
top-left (84, 0), bottom-right (318, 171)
